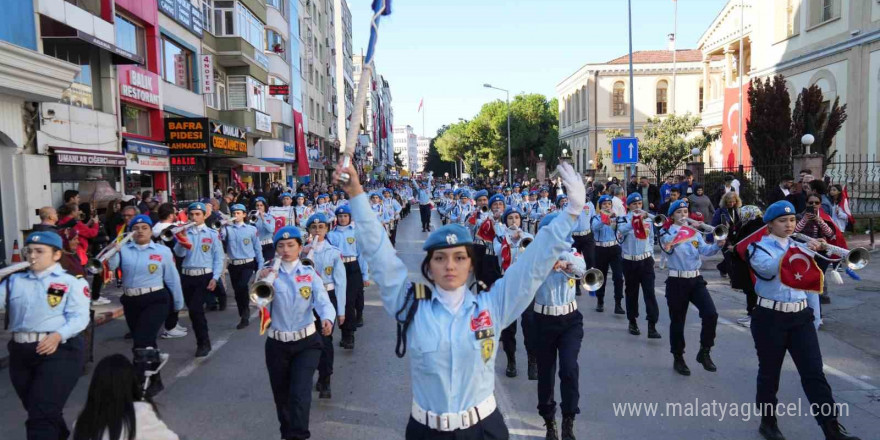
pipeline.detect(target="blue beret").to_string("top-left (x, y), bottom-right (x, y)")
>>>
top-left (474, 190), bottom-right (489, 200)
top-left (522, 191), bottom-right (528, 196)
top-left (382, 188), bottom-right (392, 194)
top-left (494, 185), bottom-right (502, 189)
top-left (295, 193), bottom-right (306, 199)
top-left (273, 226), bottom-right (303, 247)
top-left (230, 204), bottom-right (247, 213)
top-left (200, 197), bottom-right (211, 204)
top-left (488, 194), bottom-right (505, 206)
top-left (539, 212), bottom-right (559, 229)
top-left (369, 191), bottom-right (382, 199)
top-left (502, 207), bottom-right (522, 224)
top-left (335, 205), bottom-right (351, 215)
top-left (668, 199), bottom-right (689, 217)
top-left (306, 213), bottom-right (330, 228)
top-left (597, 195), bottom-right (613, 206)
top-left (459, 190), bottom-right (471, 199)
top-left (513, 184), bottom-right (521, 188)
top-left (764, 201), bottom-right (796, 223)
top-left (423, 224), bottom-right (473, 251)
top-left (280, 192), bottom-right (292, 199)
top-left (188, 202), bottom-right (206, 213)
top-left (540, 187), bottom-right (549, 192)
top-left (254, 197), bottom-right (267, 205)
top-left (26, 231), bottom-right (63, 250)
top-left (529, 190), bottom-right (538, 196)
top-left (318, 193), bottom-right (329, 199)
top-left (556, 194), bottom-right (568, 203)
top-left (626, 193), bottom-right (643, 206)
top-left (453, 189), bottom-right (462, 197)
top-left (129, 214), bottom-right (153, 228)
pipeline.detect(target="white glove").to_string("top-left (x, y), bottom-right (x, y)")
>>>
top-left (558, 162), bottom-right (586, 216)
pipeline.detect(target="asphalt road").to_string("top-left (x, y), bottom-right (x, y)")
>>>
top-left (2, 210), bottom-right (879, 439)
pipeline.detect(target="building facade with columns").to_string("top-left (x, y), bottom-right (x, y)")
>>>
top-left (556, 50), bottom-right (722, 178)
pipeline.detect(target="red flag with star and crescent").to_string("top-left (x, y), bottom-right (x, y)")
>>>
top-left (259, 307), bottom-right (272, 335)
top-left (779, 246), bottom-right (824, 294)
top-left (669, 226), bottom-right (698, 247)
top-left (632, 215), bottom-right (649, 240)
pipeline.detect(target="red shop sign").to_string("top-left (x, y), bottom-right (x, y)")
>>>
top-left (118, 65), bottom-right (161, 109)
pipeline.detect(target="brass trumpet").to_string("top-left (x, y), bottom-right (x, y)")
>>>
top-left (0, 261), bottom-right (32, 279)
top-left (86, 232), bottom-right (135, 274)
top-left (208, 213), bottom-right (233, 230)
top-left (558, 266), bottom-right (605, 291)
top-left (160, 222), bottom-right (196, 242)
top-left (247, 210), bottom-right (262, 224)
top-left (683, 218), bottom-right (728, 242)
top-left (791, 233), bottom-right (869, 271)
top-left (632, 210), bottom-right (667, 228)
top-left (250, 258), bottom-right (282, 306)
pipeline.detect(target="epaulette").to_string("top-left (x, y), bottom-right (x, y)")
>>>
top-left (412, 282), bottom-right (432, 300)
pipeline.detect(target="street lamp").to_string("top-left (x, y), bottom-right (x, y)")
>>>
top-left (802, 133), bottom-right (815, 154)
top-left (588, 159), bottom-right (594, 168)
top-left (484, 83), bottom-right (512, 183)
top-left (691, 147), bottom-right (701, 158)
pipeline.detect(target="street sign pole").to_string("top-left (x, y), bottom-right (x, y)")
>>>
top-left (627, 0), bottom-right (637, 182)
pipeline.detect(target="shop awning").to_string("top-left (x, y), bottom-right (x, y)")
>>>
top-left (41, 27), bottom-right (144, 65)
top-left (215, 157), bottom-right (282, 173)
top-left (52, 147), bottom-right (126, 167)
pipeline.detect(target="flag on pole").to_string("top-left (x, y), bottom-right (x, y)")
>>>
top-left (417, 98), bottom-right (423, 112)
top-left (840, 185), bottom-right (855, 226)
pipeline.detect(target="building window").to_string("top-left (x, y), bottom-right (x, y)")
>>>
top-left (656, 80), bottom-right (668, 115)
top-left (237, 3), bottom-right (265, 50)
top-left (115, 14), bottom-right (146, 60)
top-left (207, 78), bottom-right (227, 111)
top-left (227, 76), bottom-right (266, 111)
top-left (810, 0), bottom-right (839, 27)
top-left (160, 36), bottom-right (193, 90)
top-left (214, 1), bottom-right (236, 36)
top-left (612, 81), bottom-right (626, 116)
top-left (699, 82), bottom-right (704, 112)
top-left (266, 29), bottom-right (286, 60)
top-left (266, 0), bottom-right (283, 11)
top-left (201, 0), bottom-right (214, 34)
top-left (121, 103), bottom-right (150, 136)
top-left (44, 40), bottom-right (102, 110)
top-left (774, 0), bottom-right (800, 41)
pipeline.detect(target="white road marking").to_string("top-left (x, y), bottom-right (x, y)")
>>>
top-left (174, 308), bottom-right (259, 379)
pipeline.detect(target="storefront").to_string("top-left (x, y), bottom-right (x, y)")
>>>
top-left (255, 139), bottom-right (294, 191)
top-left (123, 136), bottom-right (170, 200)
top-left (49, 147), bottom-right (127, 207)
top-left (165, 117), bottom-right (247, 203)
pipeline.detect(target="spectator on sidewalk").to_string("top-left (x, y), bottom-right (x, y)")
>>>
top-left (688, 184), bottom-right (715, 226)
top-left (659, 187), bottom-right (681, 224)
top-left (636, 176), bottom-right (661, 212)
top-left (611, 186), bottom-right (627, 217)
top-left (797, 193), bottom-right (839, 309)
top-left (678, 170), bottom-right (697, 198)
top-left (137, 191), bottom-right (153, 215)
top-left (626, 174), bottom-right (638, 195)
top-left (72, 354), bottom-right (179, 440)
top-left (32, 206), bottom-right (59, 232)
top-left (711, 175), bottom-right (739, 208)
top-left (711, 192), bottom-right (741, 278)
top-left (827, 184), bottom-right (850, 232)
top-left (57, 204), bottom-right (100, 253)
top-left (63, 189), bottom-right (80, 208)
top-left (659, 175), bottom-right (676, 204)
top-left (767, 174), bottom-right (794, 206)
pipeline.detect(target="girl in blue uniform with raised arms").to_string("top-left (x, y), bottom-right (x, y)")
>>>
top-left (253, 196), bottom-right (277, 263)
top-left (333, 161), bottom-right (585, 439)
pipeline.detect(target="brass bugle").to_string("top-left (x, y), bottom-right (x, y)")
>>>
top-left (791, 233), bottom-right (869, 271)
top-left (247, 210), bottom-right (261, 224)
top-left (521, 237), bottom-right (533, 248)
top-left (480, 205), bottom-right (490, 214)
top-left (250, 258), bottom-right (282, 305)
top-left (161, 222), bottom-right (196, 242)
top-left (684, 218), bottom-right (728, 241)
top-left (86, 232), bottom-right (135, 274)
top-left (0, 261), bottom-right (32, 279)
top-left (558, 265), bottom-right (604, 291)
top-left (301, 258), bottom-right (314, 268)
top-left (633, 210), bottom-right (667, 228)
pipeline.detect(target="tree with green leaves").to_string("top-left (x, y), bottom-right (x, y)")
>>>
top-left (423, 125), bottom-right (455, 177)
top-left (790, 84), bottom-right (847, 161)
top-left (605, 114), bottom-right (719, 184)
top-left (746, 75), bottom-right (793, 181)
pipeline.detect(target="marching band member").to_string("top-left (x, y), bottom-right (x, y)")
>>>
top-left (415, 176), bottom-right (434, 232)
top-left (494, 208), bottom-right (538, 379)
top-left (438, 189), bottom-right (454, 225)
top-left (532, 212), bottom-right (585, 440)
top-left (747, 201), bottom-right (860, 440)
top-left (383, 188), bottom-right (402, 246)
top-left (173, 202), bottom-right (225, 357)
top-left (304, 213), bottom-right (347, 399)
top-left (617, 194), bottom-right (661, 339)
top-left (253, 197), bottom-right (277, 263)
top-left (270, 193), bottom-right (296, 229)
top-left (370, 192), bottom-right (394, 243)
top-left (450, 191), bottom-right (474, 225)
top-left (571, 194), bottom-right (595, 297)
top-left (591, 195), bottom-right (624, 314)
top-left (659, 199), bottom-right (722, 376)
top-left (315, 194), bottom-right (337, 224)
top-left (259, 226), bottom-right (335, 440)
top-left (333, 160), bottom-right (585, 439)
top-left (293, 194), bottom-right (311, 232)
top-left (224, 204), bottom-right (264, 330)
top-left (108, 215), bottom-right (184, 397)
top-left (2, 231), bottom-right (90, 439)
top-left (327, 205), bottom-right (370, 348)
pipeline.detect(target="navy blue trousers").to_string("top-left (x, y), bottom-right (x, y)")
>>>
top-left (623, 258), bottom-right (659, 323)
top-left (340, 261), bottom-right (363, 337)
top-left (9, 335), bottom-right (84, 440)
top-left (405, 409), bottom-right (508, 440)
top-left (665, 276), bottom-right (717, 355)
top-left (594, 245), bottom-right (623, 301)
top-left (265, 333), bottom-right (323, 439)
top-left (228, 261), bottom-right (257, 318)
top-left (535, 310), bottom-right (584, 418)
top-left (751, 306), bottom-right (837, 424)
top-left (120, 289), bottom-right (169, 350)
top-left (500, 304), bottom-right (536, 359)
top-left (182, 273), bottom-right (212, 345)
top-left (316, 290), bottom-right (338, 379)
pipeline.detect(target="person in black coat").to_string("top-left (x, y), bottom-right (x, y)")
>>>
top-left (766, 175), bottom-right (794, 206)
top-left (635, 176), bottom-right (661, 212)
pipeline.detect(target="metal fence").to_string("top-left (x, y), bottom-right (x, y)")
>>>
top-left (825, 155), bottom-right (880, 217)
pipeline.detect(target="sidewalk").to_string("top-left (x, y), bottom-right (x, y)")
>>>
top-left (0, 285), bottom-right (125, 370)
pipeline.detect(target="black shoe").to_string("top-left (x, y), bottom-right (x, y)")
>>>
top-left (821, 418), bottom-right (860, 440)
top-left (628, 320), bottom-right (641, 335)
top-left (820, 295), bottom-right (831, 305)
top-left (315, 379), bottom-right (324, 392)
top-left (505, 355), bottom-right (517, 378)
top-left (595, 300), bottom-right (604, 313)
top-left (356, 316), bottom-right (364, 328)
top-left (236, 317), bottom-right (249, 330)
top-left (759, 417), bottom-right (786, 440)
top-left (195, 343), bottom-right (212, 358)
top-left (696, 346), bottom-right (717, 372)
top-left (561, 415), bottom-right (576, 440)
top-left (673, 355), bottom-right (691, 376)
top-left (543, 417), bottom-right (559, 440)
top-left (124, 332), bottom-right (132, 339)
top-left (340, 334), bottom-right (354, 350)
top-left (144, 373), bottom-right (164, 399)
top-left (575, 290), bottom-right (582, 296)
top-left (527, 354), bottom-right (538, 380)
top-left (647, 322), bottom-right (662, 339)
top-left (614, 301), bottom-right (625, 315)
top-left (318, 377), bottom-right (331, 399)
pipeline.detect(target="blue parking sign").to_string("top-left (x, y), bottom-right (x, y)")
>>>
top-left (612, 137), bottom-right (639, 164)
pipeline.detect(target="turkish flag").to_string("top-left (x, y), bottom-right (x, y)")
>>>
top-left (633, 215), bottom-right (648, 240)
top-left (780, 246), bottom-right (824, 293)
top-left (477, 218), bottom-right (496, 242)
top-left (669, 226), bottom-right (698, 247)
top-left (293, 109), bottom-right (310, 184)
top-left (600, 212), bottom-right (612, 226)
top-left (722, 84), bottom-right (752, 170)
top-left (735, 225), bottom-right (769, 261)
top-left (259, 306), bottom-right (272, 335)
top-left (500, 237), bottom-right (512, 271)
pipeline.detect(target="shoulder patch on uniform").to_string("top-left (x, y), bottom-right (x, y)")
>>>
top-left (412, 283), bottom-right (432, 300)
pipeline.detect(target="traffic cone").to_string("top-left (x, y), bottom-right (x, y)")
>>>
top-left (11, 240), bottom-right (21, 263)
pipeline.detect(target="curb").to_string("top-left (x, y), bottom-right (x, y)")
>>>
top-left (0, 305), bottom-right (125, 370)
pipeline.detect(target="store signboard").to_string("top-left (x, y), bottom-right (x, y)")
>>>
top-left (255, 110), bottom-right (271, 134)
top-left (170, 155), bottom-right (207, 173)
top-left (126, 152), bottom-right (170, 171)
top-left (158, 0), bottom-right (204, 37)
top-left (118, 65), bottom-right (161, 109)
top-left (210, 121), bottom-right (247, 156)
top-left (166, 118), bottom-right (209, 154)
top-left (200, 54), bottom-right (214, 95)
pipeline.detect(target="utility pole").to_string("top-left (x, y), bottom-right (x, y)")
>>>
top-left (627, 0), bottom-right (637, 181)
